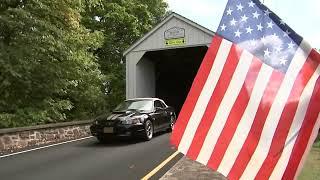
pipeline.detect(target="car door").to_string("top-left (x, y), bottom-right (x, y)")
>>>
top-left (159, 100), bottom-right (171, 127)
top-left (153, 100), bottom-right (166, 130)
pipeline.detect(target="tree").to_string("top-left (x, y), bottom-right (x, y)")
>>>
top-left (0, 0), bottom-right (105, 128)
top-left (82, 0), bottom-right (168, 109)
top-left (0, 0), bottom-right (168, 128)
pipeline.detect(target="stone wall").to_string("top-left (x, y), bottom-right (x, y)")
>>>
top-left (0, 120), bottom-right (92, 155)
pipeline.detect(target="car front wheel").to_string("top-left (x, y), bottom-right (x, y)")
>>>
top-left (144, 120), bottom-right (153, 141)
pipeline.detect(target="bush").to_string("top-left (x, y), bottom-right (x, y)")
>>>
top-left (314, 133), bottom-right (320, 148)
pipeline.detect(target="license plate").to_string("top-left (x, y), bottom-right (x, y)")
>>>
top-left (103, 127), bottom-right (114, 133)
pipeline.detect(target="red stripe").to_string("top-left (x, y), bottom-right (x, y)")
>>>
top-left (170, 36), bottom-right (223, 147)
top-left (255, 54), bottom-right (319, 179)
top-left (282, 52), bottom-right (320, 180)
top-left (282, 79), bottom-right (320, 180)
top-left (207, 58), bottom-right (262, 170)
top-left (312, 48), bottom-right (320, 64)
top-left (186, 45), bottom-right (242, 160)
top-left (227, 70), bottom-right (284, 180)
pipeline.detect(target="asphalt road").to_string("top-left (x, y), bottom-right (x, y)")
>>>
top-left (0, 133), bottom-right (179, 180)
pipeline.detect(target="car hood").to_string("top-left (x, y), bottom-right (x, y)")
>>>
top-left (95, 110), bottom-right (147, 122)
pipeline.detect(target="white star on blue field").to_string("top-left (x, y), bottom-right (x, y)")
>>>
top-left (166, 0), bottom-right (320, 50)
top-left (217, 0), bottom-right (303, 72)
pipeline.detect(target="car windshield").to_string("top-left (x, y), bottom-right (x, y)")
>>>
top-left (113, 100), bottom-right (153, 112)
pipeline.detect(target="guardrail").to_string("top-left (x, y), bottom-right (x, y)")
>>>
top-left (0, 120), bottom-right (93, 155)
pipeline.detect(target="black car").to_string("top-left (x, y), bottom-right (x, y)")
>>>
top-left (90, 98), bottom-right (176, 142)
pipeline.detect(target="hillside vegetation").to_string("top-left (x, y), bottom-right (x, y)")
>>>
top-left (0, 0), bottom-right (167, 128)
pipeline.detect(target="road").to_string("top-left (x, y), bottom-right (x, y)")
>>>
top-left (0, 133), bottom-right (180, 180)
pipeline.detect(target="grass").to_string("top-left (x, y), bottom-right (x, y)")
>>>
top-left (298, 138), bottom-right (320, 180)
top-left (313, 140), bottom-right (320, 148)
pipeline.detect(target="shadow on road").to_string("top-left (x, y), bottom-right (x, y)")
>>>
top-left (78, 131), bottom-right (169, 148)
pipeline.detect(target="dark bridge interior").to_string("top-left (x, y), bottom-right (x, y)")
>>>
top-left (145, 46), bottom-right (208, 114)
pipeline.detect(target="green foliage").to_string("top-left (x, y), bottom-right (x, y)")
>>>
top-left (0, 0), bottom-right (105, 128)
top-left (0, 0), bottom-right (168, 128)
top-left (314, 134), bottom-right (320, 148)
top-left (82, 0), bottom-right (167, 110)
top-left (299, 147), bottom-right (320, 180)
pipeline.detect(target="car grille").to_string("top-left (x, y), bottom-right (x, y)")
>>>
top-left (103, 121), bottom-right (116, 126)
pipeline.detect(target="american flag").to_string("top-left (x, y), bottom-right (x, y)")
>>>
top-left (171, 0), bottom-right (320, 179)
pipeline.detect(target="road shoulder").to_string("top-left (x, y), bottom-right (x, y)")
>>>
top-left (160, 156), bottom-right (227, 180)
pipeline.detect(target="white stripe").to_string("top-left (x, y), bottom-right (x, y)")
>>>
top-left (217, 64), bottom-right (273, 176)
top-left (0, 136), bottom-right (94, 159)
top-left (294, 113), bottom-right (320, 180)
top-left (270, 67), bottom-right (320, 180)
top-left (196, 50), bottom-right (254, 165)
top-left (107, 114), bottom-right (116, 120)
top-left (240, 41), bottom-right (312, 180)
top-left (178, 40), bottom-right (232, 154)
top-left (112, 114), bottom-right (122, 120)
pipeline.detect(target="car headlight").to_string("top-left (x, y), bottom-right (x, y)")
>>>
top-left (93, 120), bottom-right (99, 125)
top-left (121, 115), bottom-right (146, 125)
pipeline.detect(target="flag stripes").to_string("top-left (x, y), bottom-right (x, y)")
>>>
top-left (294, 113), bottom-right (320, 180)
top-left (270, 50), bottom-right (320, 180)
top-left (171, 36), bottom-right (223, 147)
top-left (282, 76), bottom-right (320, 180)
top-left (178, 38), bottom-right (232, 154)
top-left (171, 36), bottom-right (320, 180)
top-left (196, 50), bottom-right (254, 165)
top-left (237, 41), bottom-right (313, 180)
top-left (225, 70), bottom-right (284, 180)
top-left (255, 54), bottom-right (320, 179)
top-left (186, 45), bottom-right (244, 160)
top-left (206, 58), bottom-right (262, 170)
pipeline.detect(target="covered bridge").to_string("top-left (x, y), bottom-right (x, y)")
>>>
top-left (123, 12), bottom-right (215, 112)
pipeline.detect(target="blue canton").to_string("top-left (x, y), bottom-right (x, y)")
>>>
top-left (217, 0), bottom-right (303, 72)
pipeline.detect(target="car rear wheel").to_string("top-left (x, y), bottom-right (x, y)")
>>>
top-left (143, 120), bottom-right (153, 141)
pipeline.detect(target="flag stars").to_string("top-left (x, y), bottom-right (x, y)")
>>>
top-left (280, 19), bottom-right (286, 25)
top-left (246, 26), bottom-right (253, 34)
top-left (241, 15), bottom-right (249, 22)
top-left (283, 30), bottom-right (291, 37)
top-left (220, 24), bottom-right (227, 31)
top-left (264, 9), bottom-right (271, 16)
top-left (226, 8), bottom-right (233, 15)
top-left (234, 29), bottom-right (242, 38)
top-left (257, 23), bottom-right (263, 31)
top-left (275, 46), bottom-right (283, 53)
top-left (248, 1), bottom-right (255, 7)
top-left (237, 3), bottom-right (244, 11)
top-left (267, 21), bottom-right (275, 29)
top-left (230, 18), bottom-right (237, 26)
top-left (205, 0), bottom-right (304, 73)
top-left (264, 48), bottom-right (271, 57)
top-left (271, 33), bottom-right (279, 40)
top-left (261, 36), bottom-right (267, 45)
top-left (250, 39), bottom-right (257, 46)
top-left (253, 11), bottom-right (260, 19)
top-left (288, 41), bottom-right (295, 49)
top-left (280, 57), bottom-right (288, 65)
